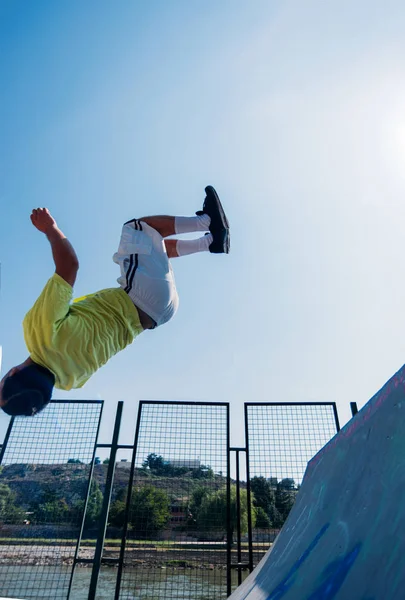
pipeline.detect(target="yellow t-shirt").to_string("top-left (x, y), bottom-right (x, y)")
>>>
top-left (23, 273), bottom-right (144, 390)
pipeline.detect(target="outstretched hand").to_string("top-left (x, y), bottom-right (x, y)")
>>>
top-left (30, 208), bottom-right (57, 234)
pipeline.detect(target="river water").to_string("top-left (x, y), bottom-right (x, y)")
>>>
top-left (1, 566), bottom-right (233, 599)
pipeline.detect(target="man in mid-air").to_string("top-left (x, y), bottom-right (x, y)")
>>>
top-left (0, 186), bottom-right (230, 417)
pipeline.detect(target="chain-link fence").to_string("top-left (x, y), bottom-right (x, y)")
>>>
top-left (0, 399), bottom-right (343, 599)
top-left (245, 402), bottom-right (340, 568)
top-left (0, 400), bottom-right (103, 599)
top-left (115, 401), bottom-right (230, 600)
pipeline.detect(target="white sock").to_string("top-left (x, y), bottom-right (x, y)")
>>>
top-left (174, 214), bottom-right (211, 234)
top-left (176, 234), bottom-right (213, 256)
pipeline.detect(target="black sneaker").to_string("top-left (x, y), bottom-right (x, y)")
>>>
top-left (197, 185), bottom-right (230, 253)
top-left (204, 229), bottom-right (230, 254)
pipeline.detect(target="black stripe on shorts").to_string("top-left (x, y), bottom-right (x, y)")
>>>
top-left (124, 219), bottom-right (142, 293)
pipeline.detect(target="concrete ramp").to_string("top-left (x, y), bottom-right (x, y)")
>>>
top-left (230, 365), bottom-right (405, 600)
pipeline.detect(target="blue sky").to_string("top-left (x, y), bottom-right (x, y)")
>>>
top-left (2, 0), bottom-right (405, 455)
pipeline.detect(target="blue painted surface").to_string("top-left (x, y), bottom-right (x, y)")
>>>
top-left (266, 525), bottom-right (330, 600)
top-left (306, 544), bottom-right (361, 600)
top-left (229, 364), bottom-right (405, 600)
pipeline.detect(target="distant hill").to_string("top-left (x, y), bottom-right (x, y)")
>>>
top-left (0, 463), bottom-right (228, 511)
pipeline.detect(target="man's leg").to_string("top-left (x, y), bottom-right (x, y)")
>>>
top-left (139, 214), bottom-right (213, 257)
top-left (138, 214), bottom-right (210, 238)
top-left (164, 235), bottom-right (214, 258)
top-left (140, 184), bottom-right (230, 254)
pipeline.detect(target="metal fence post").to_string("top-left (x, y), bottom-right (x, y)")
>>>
top-left (226, 405), bottom-right (232, 597)
top-left (88, 401), bottom-right (123, 600)
top-left (68, 401), bottom-right (104, 599)
top-left (235, 450), bottom-right (242, 586)
top-left (244, 404), bottom-right (254, 574)
top-left (0, 416), bottom-right (15, 464)
top-left (332, 402), bottom-right (341, 432)
top-left (350, 402), bottom-right (358, 416)
top-left (114, 400), bottom-right (143, 600)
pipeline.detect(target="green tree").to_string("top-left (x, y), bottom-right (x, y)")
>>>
top-left (279, 478), bottom-right (296, 490)
top-left (192, 465), bottom-right (214, 479)
top-left (130, 486), bottom-right (170, 536)
top-left (0, 484), bottom-right (24, 523)
top-left (188, 486), bottom-right (210, 526)
top-left (108, 487), bottom-right (127, 527)
top-left (34, 499), bottom-right (70, 523)
top-left (94, 457), bottom-right (101, 465)
top-left (86, 481), bottom-right (103, 525)
top-left (110, 485), bottom-right (170, 536)
top-left (268, 504), bottom-right (284, 528)
top-left (142, 453), bottom-right (195, 477)
top-left (67, 458), bottom-right (83, 464)
top-left (109, 499), bottom-right (127, 527)
top-left (194, 486), bottom-right (256, 542)
top-left (250, 476), bottom-right (276, 518)
top-left (71, 481), bottom-right (103, 527)
top-left (31, 488), bottom-right (69, 524)
top-left (255, 507), bottom-right (272, 528)
top-left (142, 453), bottom-right (165, 472)
top-left (275, 479), bottom-right (296, 524)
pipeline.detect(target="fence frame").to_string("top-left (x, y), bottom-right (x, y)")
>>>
top-left (244, 401), bottom-right (340, 571)
top-left (229, 446), bottom-right (252, 586)
top-left (114, 399), bottom-right (231, 599)
top-left (0, 399), bottom-right (351, 599)
top-left (0, 399), bottom-right (104, 600)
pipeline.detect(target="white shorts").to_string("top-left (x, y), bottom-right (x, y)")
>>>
top-left (113, 220), bottom-right (179, 327)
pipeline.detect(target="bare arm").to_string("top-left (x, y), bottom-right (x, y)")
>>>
top-left (30, 208), bottom-right (79, 287)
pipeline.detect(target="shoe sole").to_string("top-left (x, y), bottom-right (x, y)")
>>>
top-left (204, 186), bottom-right (230, 230)
top-left (225, 229), bottom-right (230, 253)
top-left (209, 228), bottom-right (230, 254)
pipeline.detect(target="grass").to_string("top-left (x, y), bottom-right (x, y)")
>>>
top-left (0, 538), bottom-right (270, 550)
top-left (0, 537), bottom-right (227, 547)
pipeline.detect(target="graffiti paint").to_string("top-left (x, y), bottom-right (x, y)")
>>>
top-left (306, 544), bottom-right (362, 600)
top-left (266, 524), bottom-right (330, 600)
